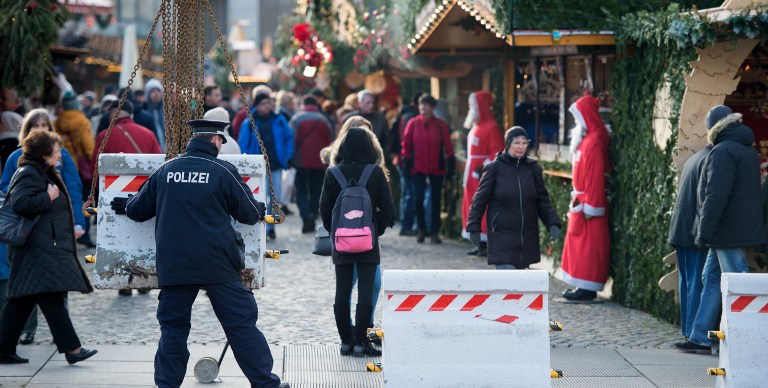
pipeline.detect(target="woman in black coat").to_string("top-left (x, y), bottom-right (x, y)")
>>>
top-left (0, 130), bottom-right (96, 365)
top-left (466, 127), bottom-right (561, 269)
top-left (320, 127), bottom-right (394, 357)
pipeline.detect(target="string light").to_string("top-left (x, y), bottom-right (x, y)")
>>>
top-left (408, 0), bottom-right (507, 53)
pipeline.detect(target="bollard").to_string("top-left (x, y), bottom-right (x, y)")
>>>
top-left (712, 273), bottom-right (768, 387)
top-left (383, 270), bottom-right (550, 387)
top-left (93, 154), bottom-right (268, 289)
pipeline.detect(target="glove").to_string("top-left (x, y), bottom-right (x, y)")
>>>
top-left (549, 225), bottom-right (561, 241)
top-left (256, 201), bottom-right (267, 221)
top-left (469, 232), bottom-right (481, 248)
top-left (110, 195), bottom-right (133, 215)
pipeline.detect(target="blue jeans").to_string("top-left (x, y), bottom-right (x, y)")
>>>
top-left (155, 281), bottom-right (280, 388)
top-left (688, 248), bottom-right (749, 346)
top-left (350, 264), bottom-right (381, 326)
top-left (413, 174), bottom-right (442, 234)
top-left (264, 169), bottom-right (282, 233)
top-left (674, 247), bottom-right (706, 338)
top-left (399, 167), bottom-right (416, 233)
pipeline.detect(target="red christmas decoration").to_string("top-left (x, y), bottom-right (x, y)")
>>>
top-left (290, 22), bottom-right (332, 72)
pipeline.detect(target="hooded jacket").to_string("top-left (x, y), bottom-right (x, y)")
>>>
top-left (143, 78), bottom-right (166, 150)
top-left (668, 146), bottom-right (711, 248)
top-left (55, 109), bottom-right (95, 173)
top-left (466, 152), bottom-right (560, 268)
top-left (695, 111), bottom-right (765, 248)
top-left (320, 128), bottom-right (394, 265)
top-left (7, 160), bottom-right (93, 297)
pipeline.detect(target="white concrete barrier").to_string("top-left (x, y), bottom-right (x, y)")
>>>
top-left (714, 273), bottom-right (768, 388)
top-left (383, 270), bottom-right (550, 387)
top-left (93, 153), bottom-right (267, 289)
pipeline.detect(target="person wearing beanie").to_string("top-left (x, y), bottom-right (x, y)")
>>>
top-left (239, 88), bottom-right (294, 241)
top-left (466, 126), bottom-right (561, 270)
top-left (461, 91), bottom-right (505, 256)
top-left (561, 95), bottom-right (612, 301)
top-left (230, 85), bottom-right (273, 141)
top-left (675, 105), bottom-right (765, 354)
top-left (144, 78), bottom-right (166, 150)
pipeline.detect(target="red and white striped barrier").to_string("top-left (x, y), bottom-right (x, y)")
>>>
top-left (93, 154), bottom-right (267, 290)
top-left (715, 273), bottom-right (768, 388)
top-left (383, 270), bottom-right (550, 387)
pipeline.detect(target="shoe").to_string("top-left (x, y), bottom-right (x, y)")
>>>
top-left (267, 230), bottom-right (276, 240)
top-left (137, 287), bottom-right (150, 294)
top-left (118, 288), bottom-right (132, 296)
top-left (562, 288), bottom-right (596, 301)
top-left (0, 354), bottom-right (29, 364)
top-left (280, 204), bottom-right (293, 216)
top-left (417, 231), bottom-right (425, 243)
top-left (76, 236), bottom-right (96, 248)
top-left (340, 343), bottom-right (354, 356)
top-left (477, 248), bottom-right (487, 257)
top-left (65, 348), bottom-right (98, 364)
top-left (674, 341), bottom-right (711, 355)
top-left (18, 332), bottom-right (34, 345)
top-left (431, 234), bottom-right (442, 244)
top-left (466, 247), bottom-right (480, 256)
top-left (301, 219), bottom-right (315, 234)
top-left (354, 342), bottom-right (382, 357)
top-left (399, 230), bottom-right (418, 236)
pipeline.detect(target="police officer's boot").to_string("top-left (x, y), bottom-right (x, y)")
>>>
top-left (333, 304), bottom-right (354, 356)
top-left (353, 304), bottom-right (381, 357)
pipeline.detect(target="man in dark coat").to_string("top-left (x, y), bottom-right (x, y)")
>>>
top-left (667, 144), bottom-right (711, 341)
top-left (123, 120), bottom-right (284, 387)
top-left (466, 127), bottom-right (560, 269)
top-left (676, 105), bottom-right (765, 354)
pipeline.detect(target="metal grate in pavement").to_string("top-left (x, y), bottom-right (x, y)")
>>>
top-left (551, 348), bottom-right (641, 377)
top-left (552, 377), bottom-right (657, 388)
top-left (616, 348), bottom-right (718, 366)
top-left (283, 345), bottom-right (383, 388)
top-left (634, 365), bottom-right (716, 388)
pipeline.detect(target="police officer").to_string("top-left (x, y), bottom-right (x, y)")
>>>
top-left (113, 120), bottom-right (287, 387)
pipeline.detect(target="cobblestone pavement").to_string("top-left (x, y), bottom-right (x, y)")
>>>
top-left (26, 206), bottom-right (681, 351)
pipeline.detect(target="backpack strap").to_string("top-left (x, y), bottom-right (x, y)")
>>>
top-left (358, 164), bottom-right (376, 187)
top-left (329, 166), bottom-right (348, 189)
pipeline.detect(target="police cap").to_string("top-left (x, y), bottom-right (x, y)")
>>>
top-left (187, 119), bottom-right (228, 144)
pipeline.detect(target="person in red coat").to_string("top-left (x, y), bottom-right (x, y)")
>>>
top-left (401, 95), bottom-right (454, 244)
top-left (92, 100), bottom-right (162, 175)
top-left (461, 91), bottom-right (505, 256)
top-left (561, 95), bottom-right (611, 301)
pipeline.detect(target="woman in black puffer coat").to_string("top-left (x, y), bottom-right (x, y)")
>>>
top-left (320, 127), bottom-right (394, 357)
top-left (466, 127), bottom-right (561, 269)
top-left (0, 130), bottom-right (96, 365)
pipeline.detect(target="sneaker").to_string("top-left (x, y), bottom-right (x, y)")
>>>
top-left (280, 204), bottom-right (293, 216)
top-left (77, 236), bottom-right (96, 248)
top-left (417, 231), bottom-right (425, 243)
top-left (674, 341), bottom-right (711, 354)
top-left (137, 288), bottom-right (151, 295)
top-left (339, 342), bottom-right (354, 356)
top-left (354, 343), bottom-right (382, 357)
top-left (18, 332), bottom-right (34, 345)
top-left (118, 288), bottom-right (132, 296)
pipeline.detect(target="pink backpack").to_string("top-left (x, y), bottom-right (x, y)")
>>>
top-left (329, 165), bottom-right (376, 253)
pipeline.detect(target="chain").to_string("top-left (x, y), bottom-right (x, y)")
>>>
top-left (204, 0), bottom-right (284, 221)
top-left (87, 2), bottom-right (164, 201)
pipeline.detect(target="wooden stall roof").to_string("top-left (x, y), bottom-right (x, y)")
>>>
top-left (409, 0), bottom-right (615, 56)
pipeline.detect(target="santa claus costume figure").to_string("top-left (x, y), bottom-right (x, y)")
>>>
top-left (461, 91), bottom-right (505, 256)
top-left (561, 95), bottom-right (611, 301)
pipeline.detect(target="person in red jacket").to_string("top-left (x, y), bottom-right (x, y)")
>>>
top-left (401, 95), bottom-right (454, 243)
top-left (289, 95), bottom-right (334, 233)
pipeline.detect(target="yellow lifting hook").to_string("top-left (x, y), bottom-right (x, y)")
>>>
top-left (367, 328), bottom-right (383, 340)
top-left (366, 362), bottom-right (382, 372)
top-left (707, 368), bottom-right (726, 376)
top-left (264, 250), bottom-right (289, 260)
top-left (549, 321), bottom-right (563, 332)
top-left (84, 255), bottom-right (96, 264)
top-left (550, 369), bottom-right (563, 378)
top-left (707, 331), bottom-right (725, 340)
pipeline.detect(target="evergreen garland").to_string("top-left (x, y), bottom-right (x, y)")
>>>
top-left (0, 0), bottom-right (68, 95)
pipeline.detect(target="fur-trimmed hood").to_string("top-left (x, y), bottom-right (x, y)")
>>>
top-left (707, 112), bottom-right (752, 145)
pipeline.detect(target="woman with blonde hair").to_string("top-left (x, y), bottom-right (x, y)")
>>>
top-left (321, 116), bottom-right (389, 180)
top-left (336, 93), bottom-right (359, 123)
top-left (0, 108), bottom-right (85, 346)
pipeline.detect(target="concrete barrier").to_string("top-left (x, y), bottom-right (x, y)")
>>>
top-left (93, 153), bottom-right (267, 289)
top-left (712, 273), bottom-right (768, 387)
top-left (383, 270), bottom-right (550, 387)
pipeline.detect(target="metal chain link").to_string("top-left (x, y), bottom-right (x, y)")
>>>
top-left (204, 0), bottom-right (285, 221)
top-left (85, 0), bottom-right (284, 223)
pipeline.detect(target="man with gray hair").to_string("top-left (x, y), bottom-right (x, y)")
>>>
top-left (344, 89), bottom-right (390, 160)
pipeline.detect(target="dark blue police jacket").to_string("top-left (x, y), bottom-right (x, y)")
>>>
top-left (126, 138), bottom-right (262, 286)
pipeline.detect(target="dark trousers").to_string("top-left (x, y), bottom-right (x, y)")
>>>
top-left (399, 167), bottom-right (417, 232)
top-left (335, 263), bottom-right (377, 307)
top-left (154, 281), bottom-right (280, 388)
top-left (413, 174), bottom-right (443, 235)
top-left (294, 167), bottom-right (325, 222)
top-left (0, 292), bottom-right (80, 354)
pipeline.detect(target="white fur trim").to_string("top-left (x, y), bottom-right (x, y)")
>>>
top-left (707, 113), bottom-right (742, 144)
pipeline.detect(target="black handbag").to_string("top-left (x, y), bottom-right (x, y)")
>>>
top-left (313, 225), bottom-right (332, 256)
top-left (0, 192), bottom-right (39, 247)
